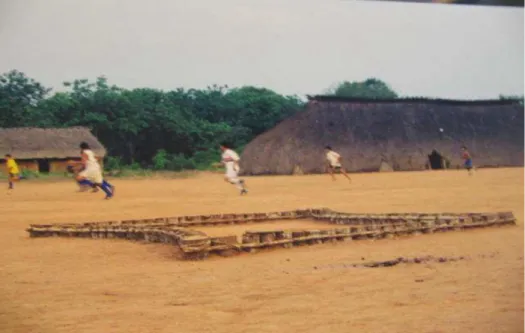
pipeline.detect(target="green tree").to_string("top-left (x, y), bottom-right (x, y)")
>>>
top-left (224, 86), bottom-right (304, 138)
top-left (327, 78), bottom-right (398, 99)
top-left (499, 94), bottom-right (524, 106)
top-left (0, 70), bottom-right (303, 170)
top-left (0, 70), bottom-right (51, 127)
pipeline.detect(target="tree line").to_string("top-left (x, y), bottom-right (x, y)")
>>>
top-left (1, 70), bottom-right (309, 170)
top-left (0, 70), bottom-right (520, 171)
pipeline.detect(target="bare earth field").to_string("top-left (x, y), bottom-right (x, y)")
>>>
top-left (0, 168), bottom-right (523, 333)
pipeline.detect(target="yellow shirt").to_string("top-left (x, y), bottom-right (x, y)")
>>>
top-left (6, 158), bottom-right (19, 174)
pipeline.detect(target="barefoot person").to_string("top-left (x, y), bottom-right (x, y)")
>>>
top-left (461, 146), bottom-right (474, 175)
top-left (219, 143), bottom-right (248, 195)
top-left (72, 142), bottom-right (115, 199)
top-left (325, 146), bottom-right (351, 182)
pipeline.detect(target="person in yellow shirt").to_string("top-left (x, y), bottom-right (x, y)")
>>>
top-left (5, 154), bottom-right (20, 190)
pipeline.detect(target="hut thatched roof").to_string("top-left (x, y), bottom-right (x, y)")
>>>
top-left (240, 96), bottom-right (524, 175)
top-left (0, 127), bottom-right (106, 159)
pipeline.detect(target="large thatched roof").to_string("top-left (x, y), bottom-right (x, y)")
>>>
top-left (240, 96), bottom-right (524, 175)
top-left (0, 127), bottom-right (106, 159)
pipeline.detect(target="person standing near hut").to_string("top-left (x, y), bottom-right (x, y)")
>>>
top-left (325, 146), bottom-right (351, 182)
top-left (461, 146), bottom-right (474, 175)
top-left (4, 154), bottom-right (21, 190)
top-left (72, 142), bottom-right (115, 199)
top-left (219, 143), bottom-right (248, 195)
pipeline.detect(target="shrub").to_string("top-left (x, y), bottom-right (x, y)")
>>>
top-left (129, 161), bottom-right (142, 170)
top-left (152, 149), bottom-right (169, 170)
top-left (192, 149), bottom-right (221, 170)
top-left (166, 154), bottom-right (196, 171)
top-left (104, 156), bottom-right (123, 171)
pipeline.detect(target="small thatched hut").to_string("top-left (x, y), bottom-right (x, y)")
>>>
top-left (0, 127), bottom-right (106, 174)
top-left (240, 96), bottom-right (524, 175)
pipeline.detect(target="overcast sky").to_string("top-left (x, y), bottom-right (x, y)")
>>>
top-left (0, 0), bottom-right (523, 99)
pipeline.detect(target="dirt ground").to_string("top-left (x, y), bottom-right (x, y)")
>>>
top-left (0, 168), bottom-right (523, 333)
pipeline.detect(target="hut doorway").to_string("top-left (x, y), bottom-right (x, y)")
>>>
top-left (38, 159), bottom-right (50, 173)
top-left (427, 150), bottom-right (445, 170)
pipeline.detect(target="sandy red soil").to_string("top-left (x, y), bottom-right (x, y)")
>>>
top-left (0, 168), bottom-right (523, 333)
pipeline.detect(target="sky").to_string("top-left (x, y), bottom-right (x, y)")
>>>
top-left (0, 0), bottom-right (523, 99)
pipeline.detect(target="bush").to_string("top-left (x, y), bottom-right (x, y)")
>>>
top-left (166, 154), bottom-right (196, 171)
top-left (149, 149), bottom-right (200, 172)
top-left (152, 149), bottom-right (169, 170)
top-left (129, 161), bottom-right (142, 170)
top-left (106, 147), bottom-right (245, 175)
top-left (192, 149), bottom-right (221, 170)
top-left (104, 156), bottom-right (123, 171)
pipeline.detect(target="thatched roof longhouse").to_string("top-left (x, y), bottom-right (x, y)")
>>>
top-left (0, 127), bottom-right (106, 159)
top-left (240, 96), bottom-right (524, 175)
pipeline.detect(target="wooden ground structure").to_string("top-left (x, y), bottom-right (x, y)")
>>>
top-left (26, 208), bottom-right (517, 260)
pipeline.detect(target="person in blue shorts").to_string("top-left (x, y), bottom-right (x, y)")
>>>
top-left (461, 146), bottom-right (474, 175)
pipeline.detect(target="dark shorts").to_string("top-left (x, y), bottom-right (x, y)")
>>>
top-left (464, 159), bottom-right (473, 169)
top-left (330, 165), bottom-right (342, 171)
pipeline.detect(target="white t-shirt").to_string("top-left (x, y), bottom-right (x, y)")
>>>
top-left (326, 150), bottom-right (341, 167)
top-left (83, 149), bottom-right (100, 170)
top-left (222, 149), bottom-right (240, 172)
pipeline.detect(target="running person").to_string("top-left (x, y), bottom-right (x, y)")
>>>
top-left (67, 159), bottom-right (98, 192)
top-left (325, 146), bottom-right (351, 182)
top-left (220, 143), bottom-right (248, 195)
top-left (73, 142), bottom-right (115, 199)
top-left (4, 154), bottom-right (21, 190)
top-left (461, 146), bottom-right (474, 175)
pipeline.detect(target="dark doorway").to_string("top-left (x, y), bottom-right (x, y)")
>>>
top-left (38, 159), bottom-right (50, 173)
top-left (428, 150), bottom-right (445, 170)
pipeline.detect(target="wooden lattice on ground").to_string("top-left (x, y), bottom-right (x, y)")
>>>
top-left (25, 208), bottom-right (517, 260)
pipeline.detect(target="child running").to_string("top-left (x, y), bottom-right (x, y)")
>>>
top-left (220, 143), bottom-right (248, 195)
top-left (72, 142), bottom-right (115, 199)
top-left (4, 154), bottom-right (21, 190)
top-left (325, 146), bottom-right (351, 182)
top-left (461, 146), bottom-right (474, 175)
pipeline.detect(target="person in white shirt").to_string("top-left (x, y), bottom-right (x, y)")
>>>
top-left (73, 142), bottom-right (115, 199)
top-left (220, 143), bottom-right (248, 195)
top-left (67, 159), bottom-right (98, 193)
top-left (325, 146), bottom-right (351, 182)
